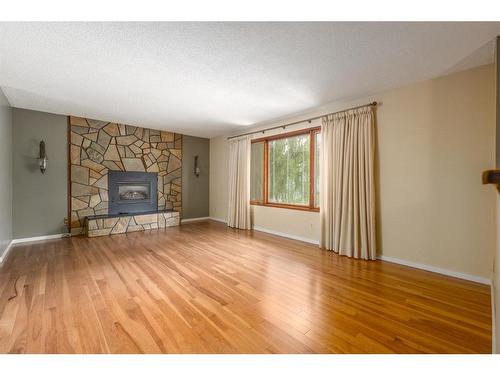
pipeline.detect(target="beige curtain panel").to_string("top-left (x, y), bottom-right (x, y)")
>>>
top-left (319, 106), bottom-right (376, 260)
top-left (227, 136), bottom-right (251, 230)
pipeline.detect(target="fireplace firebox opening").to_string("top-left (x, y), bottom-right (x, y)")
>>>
top-left (108, 171), bottom-right (158, 215)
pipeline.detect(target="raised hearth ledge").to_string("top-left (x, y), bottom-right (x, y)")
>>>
top-left (84, 209), bottom-right (180, 237)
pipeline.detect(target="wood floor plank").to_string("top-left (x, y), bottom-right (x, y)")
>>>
top-left (0, 220), bottom-right (492, 353)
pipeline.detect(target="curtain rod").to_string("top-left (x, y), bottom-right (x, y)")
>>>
top-left (227, 101), bottom-right (378, 140)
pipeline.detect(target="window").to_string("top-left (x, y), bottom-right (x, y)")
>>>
top-left (250, 142), bottom-right (264, 202)
top-left (269, 134), bottom-right (310, 205)
top-left (250, 128), bottom-right (320, 211)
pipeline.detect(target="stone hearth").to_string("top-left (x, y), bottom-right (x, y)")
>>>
top-left (85, 210), bottom-right (180, 237)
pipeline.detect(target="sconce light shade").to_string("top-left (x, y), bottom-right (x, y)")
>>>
top-left (194, 155), bottom-right (200, 177)
top-left (38, 140), bottom-right (48, 174)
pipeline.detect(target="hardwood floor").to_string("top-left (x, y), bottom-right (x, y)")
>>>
top-left (0, 221), bottom-right (492, 353)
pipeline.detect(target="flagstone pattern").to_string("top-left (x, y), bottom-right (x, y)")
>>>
top-left (69, 116), bottom-right (182, 235)
top-left (85, 211), bottom-right (180, 237)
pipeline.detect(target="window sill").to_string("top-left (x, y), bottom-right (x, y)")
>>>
top-left (250, 201), bottom-right (319, 212)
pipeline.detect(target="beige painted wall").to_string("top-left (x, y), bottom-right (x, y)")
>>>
top-left (493, 36), bottom-right (500, 354)
top-left (210, 64), bottom-right (496, 279)
top-left (209, 135), bottom-right (229, 222)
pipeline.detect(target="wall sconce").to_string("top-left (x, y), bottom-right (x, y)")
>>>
top-left (38, 140), bottom-right (48, 174)
top-left (194, 155), bottom-right (200, 177)
top-left (483, 169), bottom-right (500, 193)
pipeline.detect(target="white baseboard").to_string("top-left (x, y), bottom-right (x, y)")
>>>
top-left (209, 217), bottom-right (228, 224)
top-left (208, 217), bottom-right (318, 245)
top-left (181, 216), bottom-right (211, 223)
top-left (377, 255), bottom-right (491, 285)
top-left (0, 240), bottom-right (14, 265)
top-left (11, 233), bottom-right (69, 245)
top-left (253, 226), bottom-right (319, 245)
top-left (1, 233), bottom-right (71, 265)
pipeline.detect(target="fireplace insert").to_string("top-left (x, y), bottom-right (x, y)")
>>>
top-left (108, 171), bottom-right (158, 215)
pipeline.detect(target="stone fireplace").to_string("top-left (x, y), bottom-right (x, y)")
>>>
top-left (69, 116), bottom-right (182, 235)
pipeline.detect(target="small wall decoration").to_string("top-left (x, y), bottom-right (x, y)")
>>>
top-left (38, 140), bottom-right (48, 174)
top-left (194, 155), bottom-right (200, 177)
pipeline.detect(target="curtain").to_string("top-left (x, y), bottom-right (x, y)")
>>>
top-left (319, 106), bottom-right (376, 260)
top-left (227, 136), bottom-right (251, 229)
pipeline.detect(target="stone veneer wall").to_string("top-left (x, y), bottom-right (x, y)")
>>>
top-left (69, 116), bottom-right (182, 235)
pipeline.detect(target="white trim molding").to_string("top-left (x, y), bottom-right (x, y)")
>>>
top-left (209, 217), bottom-right (319, 245)
top-left (181, 217), bottom-right (211, 223)
top-left (209, 217), bottom-right (228, 224)
top-left (1, 234), bottom-right (70, 265)
top-left (252, 226), bottom-right (319, 245)
top-left (377, 255), bottom-right (491, 285)
top-left (0, 240), bottom-right (14, 265)
top-left (11, 233), bottom-right (69, 245)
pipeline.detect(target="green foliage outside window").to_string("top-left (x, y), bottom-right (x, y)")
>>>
top-left (268, 134), bottom-right (310, 205)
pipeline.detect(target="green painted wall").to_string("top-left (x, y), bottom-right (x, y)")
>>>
top-left (11, 108), bottom-right (209, 236)
top-left (182, 135), bottom-right (209, 219)
top-left (0, 89), bottom-right (12, 258)
top-left (12, 108), bottom-right (68, 238)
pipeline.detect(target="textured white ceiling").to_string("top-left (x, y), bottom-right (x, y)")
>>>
top-left (0, 22), bottom-right (499, 137)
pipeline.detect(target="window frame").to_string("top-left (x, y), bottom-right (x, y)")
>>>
top-left (250, 127), bottom-right (320, 212)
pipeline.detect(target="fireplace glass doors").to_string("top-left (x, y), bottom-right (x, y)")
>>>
top-left (108, 171), bottom-right (158, 215)
top-left (118, 183), bottom-right (150, 201)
